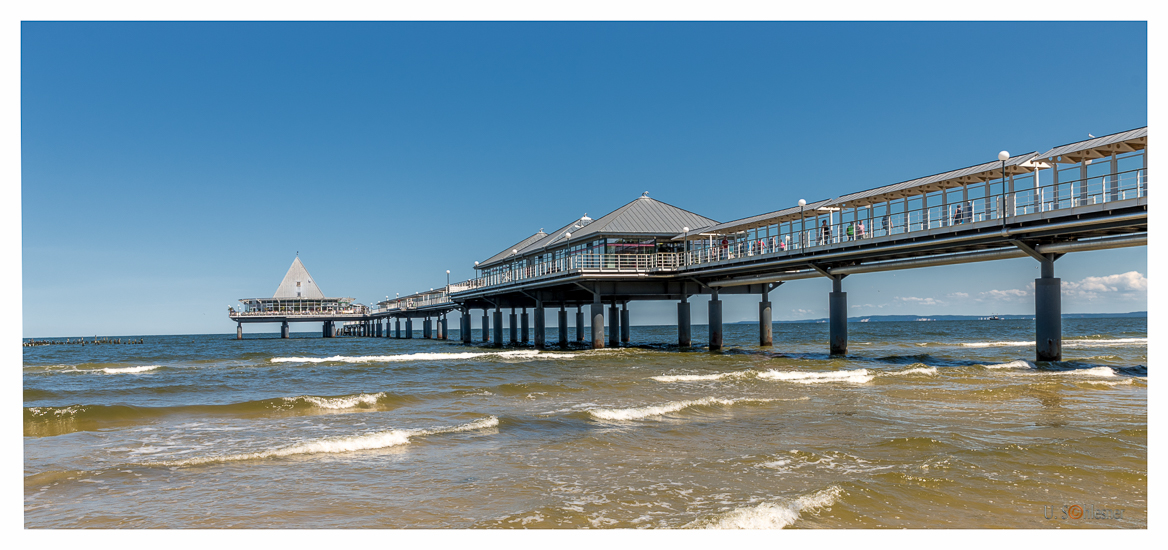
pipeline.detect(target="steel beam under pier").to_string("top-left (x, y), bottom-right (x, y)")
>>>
top-left (591, 297), bottom-right (605, 349)
top-left (1035, 257), bottom-right (1062, 361)
top-left (759, 287), bottom-right (773, 347)
top-left (678, 297), bottom-right (691, 347)
top-left (521, 308), bottom-right (529, 344)
top-left (608, 302), bottom-right (619, 347)
top-left (708, 290), bottom-right (723, 351)
top-left (493, 308), bottom-right (503, 346)
top-left (534, 301), bottom-right (545, 349)
top-left (558, 305), bottom-right (568, 346)
top-left (829, 277), bottom-right (847, 355)
top-left (509, 308), bottom-right (518, 344)
top-left (620, 303), bottom-right (630, 344)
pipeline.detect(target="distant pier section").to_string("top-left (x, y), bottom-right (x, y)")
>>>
top-left (229, 256), bottom-right (368, 338)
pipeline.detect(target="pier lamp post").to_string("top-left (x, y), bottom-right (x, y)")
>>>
top-left (682, 227), bottom-right (689, 265)
top-left (798, 199), bottom-right (807, 249)
top-left (565, 232), bottom-right (572, 269)
top-left (998, 150), bottom-right (1010, 220)
top-left (446, 270), bottom-right (450, 292)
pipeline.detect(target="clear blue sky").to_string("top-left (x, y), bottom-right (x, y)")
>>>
top-left (21, 21), bottom-right (1147, 337)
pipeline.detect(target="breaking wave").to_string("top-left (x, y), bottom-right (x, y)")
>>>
top-left (270, 350), bottom-right (574, 364)
top-left (982, 360), bottom-right (1035, 369)
top-left (102, 365), bottom-right (161, 374)
top-left (963, 337), bottom-right (1146, 348)
top-left (151, 416), bottom-right (499, 467)
top-left (758, 368), bottom-right (873, 384)
top-left (651, 371), bottom-right (754, 382)
top-left (884, 366), bottom-right (938, 376)
top-left (688, 486), bottom-right (843, 529)
top-left (281, 392), bottom-right (387, 409)
top-left (588, 397), bottom-right (779, 421)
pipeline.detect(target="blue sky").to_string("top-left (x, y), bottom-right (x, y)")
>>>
top-left (21, 21), bottom-right (1147, 337)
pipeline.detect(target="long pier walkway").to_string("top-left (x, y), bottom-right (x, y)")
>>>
top-left (233, 128), bottom-right (1148, 362)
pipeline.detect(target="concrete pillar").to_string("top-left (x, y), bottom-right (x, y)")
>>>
top-left (441, 315), bottom-right (448, 340)
top-left (576, 306), bottom-right (585, 343)
top-left (395, 318), bottom-right (401, 338)
top-left (376, 320), bottom-right (382, 338)
top-left (323, 321), bottom-right (330, 338)
top-left (333, 322), bottom-right (340, 338)
top-left (534, 301), bottom-right (545, 349)
top-left (678, 297), bottom-right (691, 347)
top-left (759, 287), bottom-right (773, 347)
top-left (237, 322), bottom-right (243, 340)
top-left (493, 309), bottom-right (503, 346)
top-left (521, 308), bottom-right (530, 344)
top-left (509, 308), bottom-right (518, 344)
top-left (1035, 258), bottom-right (1062, 361)
top-left (829, 276), bottom-right (847, 355)
top-left (426, 318), bottom-right (434, 339)
top-left (461, 310), bottom-right (472, 344)
top-left (435, 316), bottom-right (444, 340)
top-left (620, 302), bottom-right (630, 344)
top-left (609, 302), bottom-right (620, 347)
top-left (558, 305), bottom-right (568, 346)
top-left (708, 290), bottom-right (722, 351)
top-left (591, 296), bottom-right (605, 349)
top-left (281, 321), bottom-right (290, 339)
top-left (406, 318), bottom-right (413, 339)
top-left (482, 310), bottom-right (491, 343)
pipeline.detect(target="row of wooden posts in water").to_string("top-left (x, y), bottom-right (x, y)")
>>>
top-left (23, 337), bottom-right (145, 347)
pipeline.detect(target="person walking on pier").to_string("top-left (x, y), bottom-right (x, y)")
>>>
top-left (952, 204), bottom-right (963, 226)
top-left (857, 221), bottom-right (865, 240)
top-left (819, 220), bottom-right (830, 245)
top-left (846, 222), bottom-right (854, 241)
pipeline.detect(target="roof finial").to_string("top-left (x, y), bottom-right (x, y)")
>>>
top-left (642, 191), bottom-right (649, 198)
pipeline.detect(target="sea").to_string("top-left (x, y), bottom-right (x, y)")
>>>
top-left (23, 318), bottom-right (1147, 529)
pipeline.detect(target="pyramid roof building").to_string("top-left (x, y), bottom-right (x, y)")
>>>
top-left (273, 256), bottom-right (326, 299)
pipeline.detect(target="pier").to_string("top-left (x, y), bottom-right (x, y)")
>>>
top-left (231, 127), bottom-right (1147, 362)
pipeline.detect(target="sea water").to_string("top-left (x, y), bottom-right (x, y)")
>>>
top-left (23, 318), bottom-right (1146, 528)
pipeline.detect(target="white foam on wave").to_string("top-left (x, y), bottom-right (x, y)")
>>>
top-left (758, 369), bottom-right (873, 384)
top-left (962, 341), bottom-right (1034, 348)
top-left (690, 486), bottom-right (843, 529)
top-left (1051, 366), bottom-right (1117, 377)
top-left (588, 397), bottom-right (776, 421)
top-left (283, 392), bottom-right (386, 409)
top-left (270, 350), bottom-right (574, 364)
top-left (102, 365), bottom-right (161, 374)
top-left (884, 366), bottom-right (938, 377)
top-left (651, 371), bottom-right (753, 382)
top-left (982, 360), bottom-right (1035, 369)
top-left (154, 416), bottom-right (499, 467)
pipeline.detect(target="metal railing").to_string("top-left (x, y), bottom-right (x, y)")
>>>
top-left (441, 168), bottom-right (1146, 293)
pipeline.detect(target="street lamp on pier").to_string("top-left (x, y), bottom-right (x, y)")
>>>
top-left (999, 150), bottom-right (1010, 220)
top-left (798, 199), bottom-right (807, 249)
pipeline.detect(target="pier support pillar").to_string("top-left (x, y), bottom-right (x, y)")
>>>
top-left (678, 297), bottom-right (691, 347)
top-left (435, 316), bottom-right (444, 340)
top-left (482, 310), bottom-right (490, 343)
top-left (323, 321), bottom-right (330, 338)
top-left (376, 320), bottom-right (382, 338)
top-left (333, 322), bottom-right (340, 338)
top-left (281, 321), bottom-right (289, 339)
top-left (395, 318), bottom-right (401, 339)
top-left (493, 309), bottom-right (503, 346)
top-left (620, 302), bottom-right (630, 344)
top-left (576, 306), bottom-right (585, 343)
top-left (441, 315), bottom-right (448, 340)
top-left (591, 296), bottom-right (605, 349)
top-left (237, 322), bottom-right (243, 340)
top-left (509, 308), bottom-right (518, 344)
top-left (461, 309), bottom-right (472, 344)
top-left (558, 305), bottom-right (568, 346)
top-left (829, 276), bottom-right (848, 355)
top-left (609, 302), bottom-right (620, 347)
top-left (406, 318), bottom-right (413, 339)
top-left (534, 301), bottom-right (545, 349)
top-left (521, 308), bottom-right (530, 344)
top-left (708, 290), bottom-right (723, 351)
top-left (424, 318), bottom-right (433, 339)
top-left (759, 287), bottom-right (773, 347)
top-left (1035, 257), bottom-right (1062, 362)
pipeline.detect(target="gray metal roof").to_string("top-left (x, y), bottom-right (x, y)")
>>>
top-left (478, 230), bottom-right (549, 268)
top-left (679, 198), bottom-right (835, 237)
top-left (826, 152), bottom-right (1040, 207)
top-left (513, 217), bottom-right (594, 256)
top-left (564, 194), bottom-right (718, 242)
top-left (273, 256), bottom-right (325, 299)
top-left (1038, 127), bottom-right (1147, 163)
